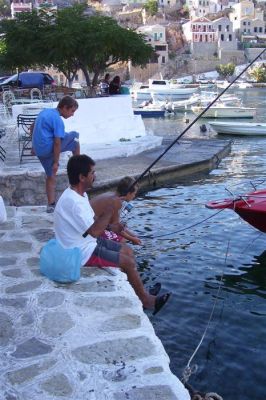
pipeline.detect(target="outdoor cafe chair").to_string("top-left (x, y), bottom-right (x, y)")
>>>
top-left (0, 128), bottom-right (6, 162)
top-left (17, 114), bottom-right (38, 164)
top-left (2, 90), bottom-right (15, 109)
top-left (30, 87), bottom-right (42, 101)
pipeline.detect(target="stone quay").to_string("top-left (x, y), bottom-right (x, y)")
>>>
top-left (0, 95), bottom-right (231, 399)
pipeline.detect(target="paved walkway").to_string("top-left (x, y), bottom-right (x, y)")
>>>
top-left (0, 206), bottom-right (190, 400)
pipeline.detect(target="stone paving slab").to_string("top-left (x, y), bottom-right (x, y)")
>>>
top-left (0, 206), bottom-right (190, 400)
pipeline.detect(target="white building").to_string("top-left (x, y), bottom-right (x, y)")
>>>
top-left (229, 0), bottom-right (265, 38)
top-left (212, 16), bottom-right (237, 50)
top-left (137, 24), bottom-right (169, 64)
top-left (11, 1), bottom-right (32, 18)
top-left (187, 0), bottom-right (238, 18)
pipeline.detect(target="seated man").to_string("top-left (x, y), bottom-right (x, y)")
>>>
top-left (54, 154), bottom-right (170, 315)
top-left (90, 176), bottom-right (141, 245)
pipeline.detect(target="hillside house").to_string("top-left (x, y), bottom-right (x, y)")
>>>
top-left (137, 24), bottom-right (169, 64)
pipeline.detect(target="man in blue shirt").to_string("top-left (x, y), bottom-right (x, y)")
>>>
top-left (32, 96), bottom-right (80, 213)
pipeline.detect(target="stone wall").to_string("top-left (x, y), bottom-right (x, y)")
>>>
top-left (245, 47), bottom-right (266, 62)
top-left (191, 42), bottom-right (217, 58)
top-left (129, 63), bottom-right (160, 82)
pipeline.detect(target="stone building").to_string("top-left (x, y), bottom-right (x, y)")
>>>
top-left (212, 16), bottom-right (237, 51)
top-left (186, 0), bottom-right (236, 19)
top-left (229, 0), bottom-right (266, 38)
top-left (182, 15), bottom-right (244, 62)
top-left (183, 17), bottom-right (217, 57)
top-left (11, 0), bottom-right (32, 18)
top-left (137, 24), bottom-right (169, 64)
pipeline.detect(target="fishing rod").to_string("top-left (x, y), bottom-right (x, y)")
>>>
top-left (132, 47), bottom-right (266, 188)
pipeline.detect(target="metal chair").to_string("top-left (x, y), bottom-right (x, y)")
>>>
top-left (30, 87), bottom-right (42, 101)
top-left (2, 90), bottom-right (15, 109)
top-left (17, 114), bottom-right (38, 164)
top-left (0, 128), bottom-right (6, 162)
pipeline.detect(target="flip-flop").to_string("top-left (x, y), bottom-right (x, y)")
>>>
top-left (153, 292), bottom-right (171, 316)
top-left (148, 282), bottom-right (161, 296)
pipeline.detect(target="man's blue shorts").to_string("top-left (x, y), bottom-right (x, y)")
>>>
top-left (38, 131), bottom-right (79, 177)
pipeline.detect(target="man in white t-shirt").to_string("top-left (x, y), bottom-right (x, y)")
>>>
top-left (54, 154), bottom-right (171, 315)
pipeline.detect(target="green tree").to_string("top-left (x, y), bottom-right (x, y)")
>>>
top-left (249, 64), bottom-right (266, 83)
top-left (144, 0), bottom-right (158, 16)
top-left (216, 63), bottom-right (235, 79)
top-left (0, 5), bottom-right (154, 87)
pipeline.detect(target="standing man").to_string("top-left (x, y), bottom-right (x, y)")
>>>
top-left (32, 95), bottom-right (80, 213)
top-left (54, 154), bottom-right (170, 315)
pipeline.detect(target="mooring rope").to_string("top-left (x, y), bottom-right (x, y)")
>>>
top-left (139, 208), bottom-right (225, 239)
top-left (181, 240), bottom-right (231, 400)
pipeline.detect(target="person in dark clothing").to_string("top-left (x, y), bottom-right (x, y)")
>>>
top-left (100, 73), bottom-right (110, 95)
top-left (109, 76), bottom-right (121, 95)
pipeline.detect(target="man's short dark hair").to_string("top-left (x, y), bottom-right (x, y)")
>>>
top-left (58, 95), bottom-right (78, 110)
top-left (67, 155), bottom-right (95, 185)
top-left (116, 177), bottom-right (138, 196)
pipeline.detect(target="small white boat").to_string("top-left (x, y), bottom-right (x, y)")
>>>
top-left (208, 121), bottom-right (266, 136)
top-left (171, 94), bottom-right (201, 111)
top-left (191, 103), bottom-right (256, 119)
top-left (132, 79), bottom-right (197, 101)
top-left (216, 80), bottom-right (230, 89)
top-left (236, 81), bottom-right (253, 89)
top-left (133, 100), bottom-right (172, 117)
top-left (133, 107), bottom-right (166, 117)
top-left (216, 80), bottom-right (253, 90)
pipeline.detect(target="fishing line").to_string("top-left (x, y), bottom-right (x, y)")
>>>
top-left (139, 209), bottom-right (225, 239)
top-left (130, 47), bottom-right (266, 189)
top-left (182, 239), bottom-right (230, 384)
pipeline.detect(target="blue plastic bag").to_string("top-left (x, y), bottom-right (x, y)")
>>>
top-left (40, 239), bottom-right (82, 283)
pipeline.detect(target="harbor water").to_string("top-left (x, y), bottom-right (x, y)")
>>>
top-left (130, 87), bottom-right (266, 399)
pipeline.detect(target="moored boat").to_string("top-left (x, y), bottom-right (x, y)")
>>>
top-left (132, 79), bottom-right (197, 101)
top-left (133, 108), bottom-right (166, 117)
top-left (192, 104), bottom-right (256, 119)
top-left (206, 189), bottom-right (266, 233)
top-left (208, 121), bottom-right (266, 135)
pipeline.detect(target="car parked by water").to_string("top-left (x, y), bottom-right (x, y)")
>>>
top-left (0, 72), bottom-right (55, 91)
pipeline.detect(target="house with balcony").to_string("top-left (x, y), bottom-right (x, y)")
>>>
top-left (137, 24), bottom-right (169, 64)
top-left (229, 0), bottom-right (265, 39)
top-left (212, 16), bottom-right (237, 50)
top-left (186, 0), bottom-right (236, 18)
top-left (183, 16), bottom-right (244, 62)
top-left (183, 17), bottom-right (217, 57)
top-left (158, 0), bottom-right (182, 10)
top-left (11, 0), bottom-right (32, 18)
top-left (187, 0), bottom-right (211, 19)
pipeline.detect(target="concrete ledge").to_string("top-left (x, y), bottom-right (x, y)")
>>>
top-left (0, 138), bottom-right (231, 206)
top-left (0, 206), bottom-right (190, 400)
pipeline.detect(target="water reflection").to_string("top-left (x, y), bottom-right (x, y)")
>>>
top-left (131, 88), bottom-right (266, 400)
top-left (209, 250), bottom-right (266, 300)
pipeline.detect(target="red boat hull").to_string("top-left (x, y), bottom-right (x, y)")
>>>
top-left (206, 189), bottom-right (266, 233)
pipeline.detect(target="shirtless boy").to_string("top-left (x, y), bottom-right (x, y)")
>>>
top-left (90, 177), bottom-right (141, 245)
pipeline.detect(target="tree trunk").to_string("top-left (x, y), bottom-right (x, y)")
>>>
top-left (92, 71), bottom-right (100, 87)
top-left (80, 66), bottom-right (91, 87)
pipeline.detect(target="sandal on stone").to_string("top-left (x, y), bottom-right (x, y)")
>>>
top-left (149, 282), bottom-right (161, 296)
top-left (153, 292), bottom-right (171, 316)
